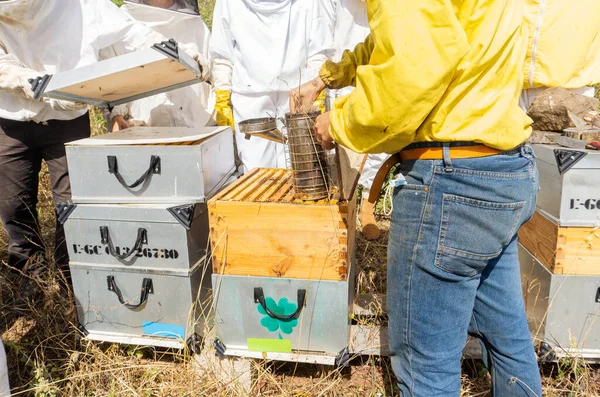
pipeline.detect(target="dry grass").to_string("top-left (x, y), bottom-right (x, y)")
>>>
top-left (2, 181), bottom-right (599, 395)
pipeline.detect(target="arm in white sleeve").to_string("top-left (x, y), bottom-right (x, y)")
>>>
top-left (212, 58), bottom-right (233, 92)
top-left (307, 53), bottom-right (328, 79)
top-left (0, 43), bottom-right (39, 100)
top-left (91, 0), bottom-right (166, 56)
top-left (210, 0), bottom-right (235, 91)
top-left (306, 0), bottom-right (335, 77)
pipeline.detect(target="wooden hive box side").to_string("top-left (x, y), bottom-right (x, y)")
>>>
top-left (208, 194), bottom-right (355, 282)
top-left (518, 211), bottom-right (600, 275)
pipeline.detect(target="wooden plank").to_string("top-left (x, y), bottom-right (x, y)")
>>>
top-left (257, 169), bottom-right (290, 203)
top-left (347, 325), bottom-right (482, 358)
top-left (268, 174), bottom-right (294, 203)
top-left (246, 169), bottom-right (284, 202)
top-left (349, 324), bottom-right (390, 356)
top-left (209, 199), bottom-right (354, 281)
top-left (518, 211), bottom-right (600, 275)
top-left (563, 129), bottom-right (600, 144)
top-left (554, 225), bottom-right (600, 275)
top-left (336, 147), bottom-right (367, 201)
top-left (518, 212), bottom-right (559, 271)
top-left (353, 293), bottom-right (387, 316)
top-left (59, 58), bottom-right (195, 103)
top-left (211, 168), bottom-right (260, 202)
top-left (230, 168), bottom-right (272, 202)
top-left (526, 130), bottom-right (561, 145)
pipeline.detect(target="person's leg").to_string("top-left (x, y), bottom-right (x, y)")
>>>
top-left (40, 114), bottom-right (90, 274)
top-left (0, 118), bottom-right (43, 270)
top-left (387, 159), bottom-right (481, 396)
top-left (388, 146), bottom-right (541, 396)
top-left (470, 240), bottom-right (542, 396)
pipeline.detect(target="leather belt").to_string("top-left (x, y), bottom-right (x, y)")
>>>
top-left (367, 143), bottom-right (505, 204)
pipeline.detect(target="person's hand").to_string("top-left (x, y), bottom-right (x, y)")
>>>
top-left (44, 98), bottom-right (87, 111)
top-left (179, 43), bottom-right (210, 82)
top-left (215, 90), bottom-right (235, 131)
top-left (111, 115), bottom-right (130, 132)
top-left (314, 111), bottom-right (335, 150)
top-left (290, 77), bottom-right (327, 114)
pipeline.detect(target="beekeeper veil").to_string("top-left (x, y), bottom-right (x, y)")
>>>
top-left (125, 0), bottom-right (199, 15)
top-left (0, 0), bottom-right (56, 31)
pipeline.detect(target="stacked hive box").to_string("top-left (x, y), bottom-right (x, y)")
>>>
top-left (518, 144), bottom-right (600, 360)
top-left (60, 127), bottom-right (236, 350)
top-left (209, 168), bottom-right (356, 363)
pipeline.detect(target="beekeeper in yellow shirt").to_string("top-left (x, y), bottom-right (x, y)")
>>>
top-left (520, 0), bottom-right (600, 108)
top-left (311, 0), bottom-right (542, 395)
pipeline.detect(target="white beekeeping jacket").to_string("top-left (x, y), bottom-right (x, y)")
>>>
top-left (210, 0), bottom-right (334, 95)
top-left (117, 2), bottom-right (213, 128)
top-left (0, 0), bottom-right (164, 123)
top-left (328, 0), bottom-right (370, 98)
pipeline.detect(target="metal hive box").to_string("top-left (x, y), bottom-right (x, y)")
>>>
top-left (72, 261), bottom-right (211, 350)
top-left (519, 244), bottom-right (600, 361)
top-left (61, 203), bottom-right (209, 270)
top-left (211, 274), bottom-right (353, 359)
top-left (533, 144), bottom-right (600, 227)
top-left (61, 203), bottom-right (213, 349)
top-left (66, 126), bottom-right (236, 204)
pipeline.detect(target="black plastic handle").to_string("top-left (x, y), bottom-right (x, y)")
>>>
top-left (107, 276), bottom-right (153, 310)
top-left (254, 287), bottom-right (306, 321)
top-left (107, 155), bottom-right (161, 189)
top-left (100, 226), bottom-right (148, 260)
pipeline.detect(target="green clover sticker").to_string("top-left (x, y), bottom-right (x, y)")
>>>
top-left (257, 297), bottom-right (299, 335)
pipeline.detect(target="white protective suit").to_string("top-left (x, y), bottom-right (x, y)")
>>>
top-left (210, 0), bottom-right (334, 172)
top-left (0, 0), bottom-right (166, 123)
top-left (110, 1), bottom-right (213, 128)
top-left (0, 339), bottom-right (8, 397)
top-left (325, 0), bottom-right (389, 196)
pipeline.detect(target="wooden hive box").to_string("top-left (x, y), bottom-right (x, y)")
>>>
top-left (208, 168), bottom-right (356, 281)
top-left (518, 211), bottom-right (600, 275)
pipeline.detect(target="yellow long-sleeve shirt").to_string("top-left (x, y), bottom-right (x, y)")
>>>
top-left (524, 0), bottom-right (600, 89)
top-left (325, 0), bottom-right (531, 154)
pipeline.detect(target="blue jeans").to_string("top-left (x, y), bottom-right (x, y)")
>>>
top-left (387, 145), bottom-right (542, 396)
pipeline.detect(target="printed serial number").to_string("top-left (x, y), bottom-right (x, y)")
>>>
top-left (72, 244), bottom-right (180, 259)
top-left (569, 199), bottom-right (600, 211)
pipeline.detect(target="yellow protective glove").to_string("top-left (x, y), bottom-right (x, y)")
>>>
top-left (320, 33), bottom-right (375, 90)
top-left (215, 90), bottom-right (235, 131)
top-left (313, 90), bottom-right (327, 114)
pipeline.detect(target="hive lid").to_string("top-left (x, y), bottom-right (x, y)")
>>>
top-left (66, 126), bottom-right (230, 146)
top-left (29, 40), bottom-right (204, 108)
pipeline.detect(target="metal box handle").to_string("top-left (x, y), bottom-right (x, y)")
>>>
top-left (107, 155), bottom-right (161, 189)
top-left (253, 287), bottom-right (306, 321)
top-left (100, 226), bottom-right (148, 260)
top-left (107, 275), bottom-right (153, 310)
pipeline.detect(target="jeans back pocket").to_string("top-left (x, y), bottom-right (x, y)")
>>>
top-left (434, 194), bottom-right (525, 277)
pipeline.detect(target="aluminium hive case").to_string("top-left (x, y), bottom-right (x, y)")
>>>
top-left (62, 202), bottom-right (212, 350)
top-left (61, 126), bottom-right (236, 349)
top-left (519, 243), bottom-right (600, 361)
top-left (65, 126), bottom-right (235, 204)
top-left (533, 144), bottom-right (600, 227)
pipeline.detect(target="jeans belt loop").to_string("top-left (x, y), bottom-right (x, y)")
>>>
top-left (442, 142), bottom-right (453, 173)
